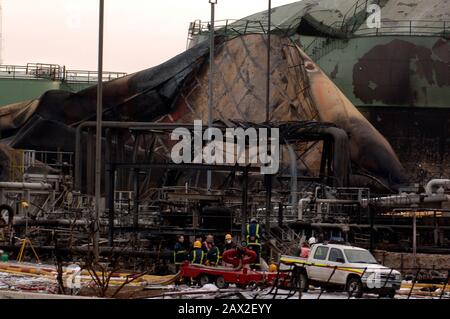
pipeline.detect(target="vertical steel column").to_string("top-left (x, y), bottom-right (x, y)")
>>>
top-left (266, 0), bottom-right (272, 122)
top-left (86, 130), bottom-right (95, 195)
top-left (241, 167), bottom-right (249, 237)
top-left (133, 168), bottom-right (140, 232)
top-left (207, 1), bottom-right (216, 191)
top-left (413, 210), bottom-right (417, 265)
top-left (278, 202), bottom-right (283, 228)
top-left (287, 143), bottom-right (298, 211)
top-left (369, 206), bottom-right (374, 252)
top-left (94, 0), bottom-right (104, 261)
top-left (265, 174), bottom-right (273, 259)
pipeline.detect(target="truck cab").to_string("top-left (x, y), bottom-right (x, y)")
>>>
top-left (281, 243), bottom-right (402, 298)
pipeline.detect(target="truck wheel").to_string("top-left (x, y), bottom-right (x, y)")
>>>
top-left (347, 277), bottom-right (363, 298)
top-left (215, 276), bottom-right (229, 289)
top-left (387, 289), bottom-right (396, 299)
top-left (183, 277), bottom-right (192, 286)
top-left (198, 274), bottom-right (210, 287)
top-left (298, 272), bottom-right (309, 292)
top-left (379, 289), bottom-right (396, 299)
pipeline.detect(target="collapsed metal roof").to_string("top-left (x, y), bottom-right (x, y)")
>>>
top-left (218, 0), bottom-right (450, 37)
top-left (0, 33), bottom-right (407, 189)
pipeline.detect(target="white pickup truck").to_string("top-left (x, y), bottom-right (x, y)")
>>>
top-left (280, 243), bottom-right (402, 298)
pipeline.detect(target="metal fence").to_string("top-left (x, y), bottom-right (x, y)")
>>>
top-left (0, 63), bottom-right (126, 83)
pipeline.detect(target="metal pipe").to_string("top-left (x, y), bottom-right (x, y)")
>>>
top-left (425, 179), bottom-right (450, 195)
top-left (364, 194), bottom-right (450, 207)
top-left (0, 182), bottom-right (52, 190)
top-left (94, 0), bottom-right (105, 262)
top-left (287, 143), bottom-right (298, 212)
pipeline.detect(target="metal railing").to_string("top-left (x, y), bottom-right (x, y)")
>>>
top-left (0, 64), bottom-right (59, 81)
top-left (9, 149), bottom-right (74, 181)
top-left (64, 69), bottom-right (127, 84)
top-left (355, 19), bottom-right (449, 37)
top-left (187, 18), bottom-right (301, 47)
top-left (327, 19), bottom-right (450, 37)
top-left (0, 63), bottom-right (126, 84)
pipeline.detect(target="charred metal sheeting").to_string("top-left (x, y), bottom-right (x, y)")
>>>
top-left (0, 38), bottom-right (211, 141)
top-left (0, 33), bottom-right (406, 190)
top-left (0, 182), bottom-right (52, 190)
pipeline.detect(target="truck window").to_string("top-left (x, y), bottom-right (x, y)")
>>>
top-left (313, 246), bottom-right (329, 260)
top-left (328, 248), bottom-right (345, 262)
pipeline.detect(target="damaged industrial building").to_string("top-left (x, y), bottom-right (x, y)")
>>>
top-left (0, 0), bottom-right (449, 299)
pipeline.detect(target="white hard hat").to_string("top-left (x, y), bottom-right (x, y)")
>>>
top-left (308, 237), bottom-right (316, 245)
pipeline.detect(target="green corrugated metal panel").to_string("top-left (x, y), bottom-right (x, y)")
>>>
top-left (0, 78), bottom-right (91, 106)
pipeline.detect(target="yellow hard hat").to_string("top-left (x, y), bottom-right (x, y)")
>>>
top-left (21, 201), bottom-right (29, 209)
top-left (193, 240), bottom-right (202, 248)
top-left (225, 234), bottom-right (232, 240)
top-left (269, 264), bottom-right (278, 273)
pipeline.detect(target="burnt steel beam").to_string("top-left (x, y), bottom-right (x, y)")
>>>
top-left (75, 121), bottom-right (198, 190)
top-left (166, 192), bottom-right (284, 202)
top-left (75, 121), bottom-right (232, 190)
top-left (277, 176), bottom-right (323, 182)
top-left (76, 121), bottom-right (349, 189)
top-left (112, 162), bottom-right (261, 172)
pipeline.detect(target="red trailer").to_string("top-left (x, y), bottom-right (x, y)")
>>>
top-left (180, 262), bottom-right (289, 289)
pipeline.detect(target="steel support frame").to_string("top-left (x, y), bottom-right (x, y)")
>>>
top-left (107, 162), bottom-right (254, 247)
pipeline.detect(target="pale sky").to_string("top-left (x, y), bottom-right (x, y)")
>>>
top-left (1, 0), bottom-right (299, 73)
